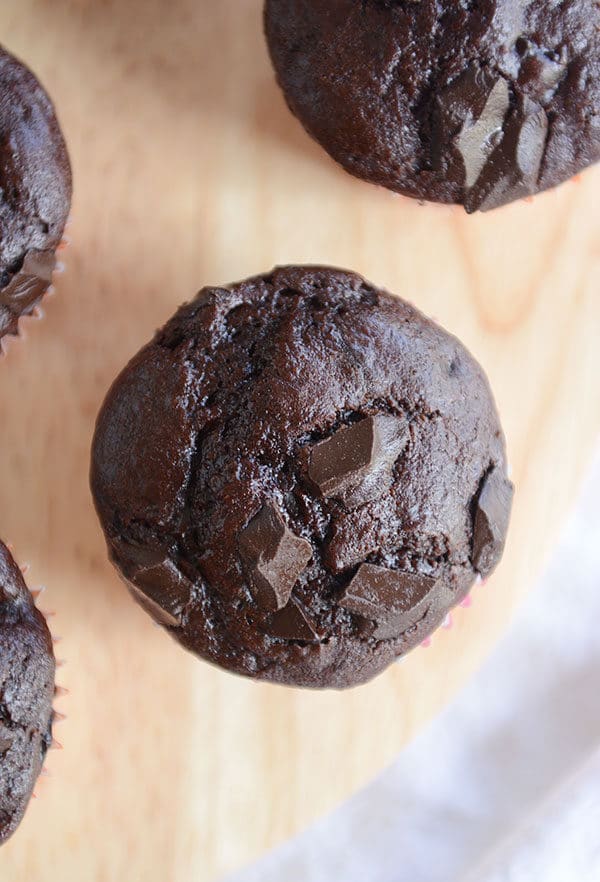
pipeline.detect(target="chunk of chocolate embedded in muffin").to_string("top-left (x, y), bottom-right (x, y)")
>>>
top-left (307, 414), bottom-right (408, 508)
top-left (239, 504), bottom-right (313, 612)
top-left (339, 565), bottom-right (443, 641)
top-left (260, 600), bottom-right (321, 643)
top-left (264, 0), bottom-right (599, 211)
top-left (0, 540), bottom-right (55, 844)
top-left (91, 266), bottom-right (513, 689)
top-left (0, 45), bottom-right (72, 343)
top-left (129, 557), bottom-right (194, 628)
top-left (472, 465), bottom-right (514, 577)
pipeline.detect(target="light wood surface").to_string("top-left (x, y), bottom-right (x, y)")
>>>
top-left (0, 2), bottom-right (598, 880)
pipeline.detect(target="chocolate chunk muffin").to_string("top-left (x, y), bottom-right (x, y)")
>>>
top-left (91, 266), bottom-right (513, 689)
top-left (0, 45), bottom-right (72, 342)
top-left (264, 0), bottom-right (600, 212)
top-left (0, 540), bottom-right (55, 843)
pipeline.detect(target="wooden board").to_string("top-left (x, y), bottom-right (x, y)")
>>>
top-left (0, 2), bottom-right (598, 880)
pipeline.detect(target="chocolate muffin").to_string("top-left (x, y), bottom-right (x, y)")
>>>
top-left (264, 0), bottom-right (600, 212)
top-left (0, 540), bottom-right (55, 843)
top-left (91, 266), bottom-right (513, 689)
top-left (0, 45), bottom-right (72, 342)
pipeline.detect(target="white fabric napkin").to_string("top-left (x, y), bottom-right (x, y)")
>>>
top-left (225, 449), bottom-right (600, 882)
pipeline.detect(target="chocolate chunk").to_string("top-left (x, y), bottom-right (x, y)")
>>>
top-left (457, 77), bottom-right (510, 188)
top-left (308, 414), bottom-right (408, 508)
top-left (472, 466), bottom-right (514, 576)
top-left (0, 249), bottom-right (55, 301)
top-left (266, 600), bottom-right (320, 643)
top-left (129, 558), bottom-right (193, 628)
top-left (91, 347), bottom-right (197, 528)
top-left (515, 101), bottom-right (549, 178)
top-left (0, 250), bottom-right (55, 301)
top-left (432, 65), bottom-right (504, 176)
top-left (92, 265), bottom-right (513, 687)
top-left (239, 504), bottom-right (312, 611)
top-left (465, 98), bottom-right (548, 212)
top-left (0, 538), bottom-right (55, 844)
top-left (0, 250), bottom-right (56, 336)
top-left (340, 564), bottom-right (438, 640)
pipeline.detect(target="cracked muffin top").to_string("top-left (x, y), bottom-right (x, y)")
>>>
top-left (265, 0), bottom-right (600, 212)
top-left (0, 45), bottom-right (72, 341)
top-left (91, 266), bottom-right (513, 689)
top-left (0, 540), bottom-right (55, 844)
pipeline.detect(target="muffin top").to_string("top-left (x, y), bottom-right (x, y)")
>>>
top-left (0, 45), bottom-right (72, 339)
top-left (91, 266), bottom-right (513, 688)
top-left (265, 0), bottom-right (600, 211)
top-left (0, 540), bottom-right (55, 844)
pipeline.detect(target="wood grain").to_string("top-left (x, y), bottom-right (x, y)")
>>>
top-left (0, 2), bottom-right (598, 880)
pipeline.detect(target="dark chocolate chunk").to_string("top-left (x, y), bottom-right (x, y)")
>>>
top-left (130, 558), bottom-right (192, 627)
top-left (92, 347), bottom-right (197, 528)
top-left (308, 414), bottom-right (408, 508)
top-left (239, 504), bottom-right (313, 611)
top-left (266, 600), bottom-right (320, 643)
top-left (436, 63), bottom-right (550, 213)
top-left (472, 466), bottom-right (514, 576)
top-left (516, 103), bottom-right (548, 178)
top-left (324, 504), bottom-right (384, 574)
top-left (340, 564), bottom-right (438, 640)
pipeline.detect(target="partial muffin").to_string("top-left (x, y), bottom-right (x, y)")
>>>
top-left (0, 540), bottom-right (55, 843)
top-left (0, 45), bottom-right (72, 342)
top-left (264, 0), bottom-right (600, 212)
top-left (91, 266), bottom-right (513, 689)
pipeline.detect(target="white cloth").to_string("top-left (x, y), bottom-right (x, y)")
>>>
top-left (225, 450), bottom-right (600, 882)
